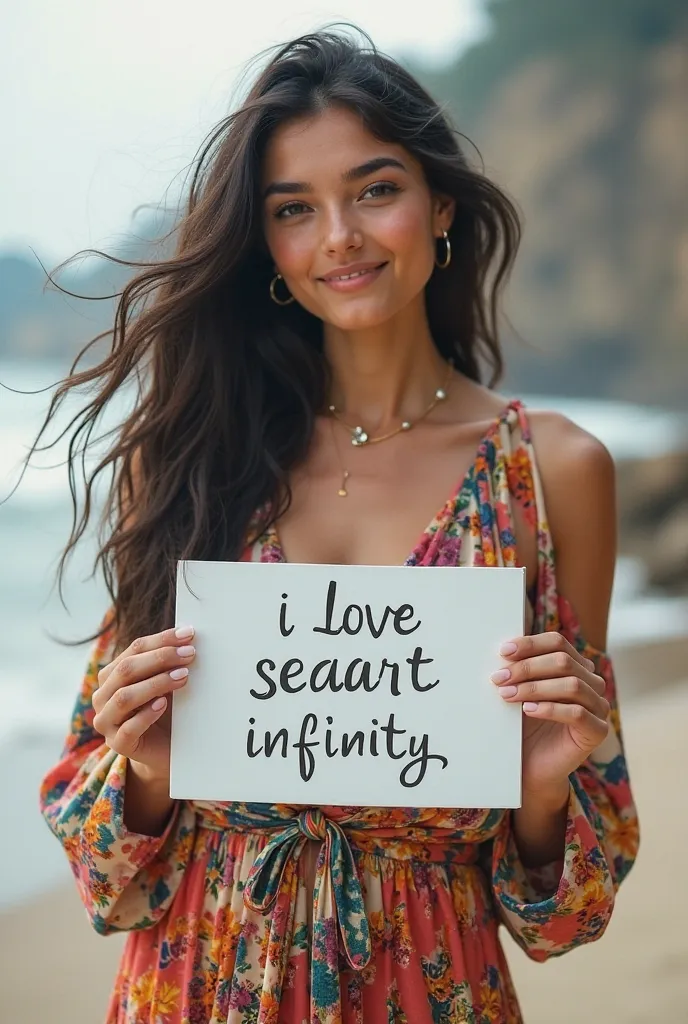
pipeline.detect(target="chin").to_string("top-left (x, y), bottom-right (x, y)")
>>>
top-left (320, 299), bottom-right (402, 332)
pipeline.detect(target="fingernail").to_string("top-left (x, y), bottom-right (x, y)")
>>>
top-left (491, 668), bottom-right (511, 684)
top-left (499, 642), bottom-right (518, 656)
top-left (169, 667), bottom-right (189, 681)
top-left (523, 702), bottom-right (538, 712)
top-left (175, 625), bottom-right (194, 640)
top-left (500, 685), bottom-right (518, 698)
top-left (176, 645), bottom-right (195, 658)
top-left (152, 697), bottom-right (166, 711)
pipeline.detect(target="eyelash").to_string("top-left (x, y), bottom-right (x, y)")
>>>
top-left (362, 181), bottom-right (399, 200)
top-left (273, 181), bottom-right (400, 219)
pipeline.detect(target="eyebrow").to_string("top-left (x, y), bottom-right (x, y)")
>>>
top-left (263, 157), bottom-right (407, 199)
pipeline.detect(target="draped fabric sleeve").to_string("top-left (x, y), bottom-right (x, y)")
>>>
top-left (488, 600), bottom-right (639, 962)
top-left (39, 613), bottom-right (197, 935)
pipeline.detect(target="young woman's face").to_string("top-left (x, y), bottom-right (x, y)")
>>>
top-left (261, 106), bottom-right (454, 331)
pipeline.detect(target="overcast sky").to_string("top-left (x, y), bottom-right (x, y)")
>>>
top-left (2, 0), bottom-right (486, 265)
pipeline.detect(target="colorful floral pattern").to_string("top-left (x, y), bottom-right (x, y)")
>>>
top-left (40, 400), bottom-right (638, 1023)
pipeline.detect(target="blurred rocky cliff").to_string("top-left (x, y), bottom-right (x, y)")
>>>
top-left (617, 453), bottom-right (688, 594)
top-left (419, 0), bottom-right (687, 410)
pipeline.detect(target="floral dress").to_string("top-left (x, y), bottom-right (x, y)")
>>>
top-left (40, 400), bottom-right (639, 1024)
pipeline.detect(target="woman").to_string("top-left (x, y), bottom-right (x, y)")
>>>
top-left (39, 30), bottom-right (638, 1024)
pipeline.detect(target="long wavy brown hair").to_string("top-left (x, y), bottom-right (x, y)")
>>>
top-left (25, 28), bottom-right (522, 653)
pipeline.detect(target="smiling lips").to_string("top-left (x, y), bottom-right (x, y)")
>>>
top-left (318, 261), bottom-right (387, 292)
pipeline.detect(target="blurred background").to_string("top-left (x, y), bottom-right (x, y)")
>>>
top-left (0, 1), bottom-right (686, 1020)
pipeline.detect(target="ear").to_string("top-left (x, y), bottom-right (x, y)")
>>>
top-left (431, 193), bottom-right (456, 237)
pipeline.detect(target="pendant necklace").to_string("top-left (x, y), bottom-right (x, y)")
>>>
top-left (328, 359), bottom-right (453, 497)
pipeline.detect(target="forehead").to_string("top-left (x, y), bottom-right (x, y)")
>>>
top-left (261, 106), bottom-right (417, 185)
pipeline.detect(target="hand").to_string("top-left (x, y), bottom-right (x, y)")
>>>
top-left (492, 632), bottom-right (610, 806)
top-left (92, 625), bottom-right (196, 783)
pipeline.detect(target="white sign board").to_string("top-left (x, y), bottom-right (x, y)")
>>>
top-left (171, 561), bottom-right (525, 808)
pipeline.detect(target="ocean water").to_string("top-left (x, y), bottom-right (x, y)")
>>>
top-left (1, 360), bottom-right (687, 750)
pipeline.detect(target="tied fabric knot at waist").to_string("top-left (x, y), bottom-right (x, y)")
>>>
top-left (196, 803), bottom-right (499, 1022)
top-left (243, 808), bottom-right (371, 975)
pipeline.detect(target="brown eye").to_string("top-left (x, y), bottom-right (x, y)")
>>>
top-left (360, 182), bottom-right (399, 201)
top-left (274, 201), bottom-right (310, 219)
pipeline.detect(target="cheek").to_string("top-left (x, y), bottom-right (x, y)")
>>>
top-left (264, 222), bottom-right (313, 277)
top-left (377, 204), bottom-right (434, 280)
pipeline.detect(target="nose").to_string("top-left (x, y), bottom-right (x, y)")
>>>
top-left (321, 207), bottom-right (362, 255)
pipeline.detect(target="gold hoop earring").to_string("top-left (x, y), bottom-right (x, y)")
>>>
top-left (435, 230), bottom-right (451, 269)
top-left (269, 273), bottom-right (295, 306)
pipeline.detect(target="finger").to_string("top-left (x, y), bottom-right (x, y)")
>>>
top-left (500, 632), bottom-right (596, 676)
top-left (522, 701), bottom-right (610, 750)
top-left (498, 676), bottom-right (609, 719)
top-left (94, 641), bottom-right (195, 712)
top-left (492, 650), bottom-right (605, 697)
top-left (93, 667), bottom-right (189, 735)
top-left (97, 624), bottom-right (194, 687)
top-left (97, 624), bottom-right (194, 688)
top-left (109, 697), bottom-right (169, 759)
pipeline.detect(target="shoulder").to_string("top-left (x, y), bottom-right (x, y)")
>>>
top-left (523, 408), bottom-right (616, 522)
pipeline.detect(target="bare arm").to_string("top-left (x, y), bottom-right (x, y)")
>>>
top-left (513, 413), bottom-right (616, 866)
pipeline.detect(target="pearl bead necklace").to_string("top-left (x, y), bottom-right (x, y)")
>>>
top-left (327, 360), bottom-right (453, 495)
top-left (328, 360), bottom-right (453, 448)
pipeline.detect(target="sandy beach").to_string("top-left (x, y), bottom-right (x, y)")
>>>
top-left (1, 676), bottom-right (686, 1023)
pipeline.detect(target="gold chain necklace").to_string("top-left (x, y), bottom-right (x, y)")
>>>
top-left (328, 360), bottom-right (453, 496)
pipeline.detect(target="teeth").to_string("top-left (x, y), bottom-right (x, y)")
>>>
top-left (331, 268), bottom-right (374, 281)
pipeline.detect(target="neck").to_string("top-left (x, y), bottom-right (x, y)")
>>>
top-left (324, 301), bottom-right (448, 431)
